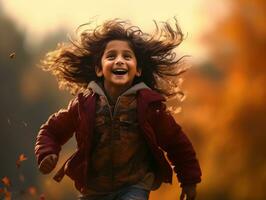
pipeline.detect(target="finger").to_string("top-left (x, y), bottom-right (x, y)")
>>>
top-left (44, 160), bottom-right (54, 170)
top-left (47, 156), bottom-right (57, 166)
top-left (180, 190), bottom-right (185, 200)
top-left (42, 158), bottom-right (54, 169)
top-left (40, 160), bottom-right (54, 171)
top-left (39, 155), bottom-right (57, 174)
top-left (186, 193), bottom-right (196, 200)
top-left (46, 155), bottom-right (58, 167)
top-left (39, 155), bottom-right (53, 166)
top-left (40, 163), bottom-right (55, 174)
top-left (39, 164), bottom-right (51, 174)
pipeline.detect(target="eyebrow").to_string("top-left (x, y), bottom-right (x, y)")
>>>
top-left (104, 49), bottom-right (134, 54)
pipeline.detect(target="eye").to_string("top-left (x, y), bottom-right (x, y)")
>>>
top-left (106, 54), bottom-right (115, 60)
top-left (124, 54), bottom-right (132, 60)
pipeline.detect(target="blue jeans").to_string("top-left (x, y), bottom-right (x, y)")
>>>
top-left (78, 186), bottom-right (150, 200)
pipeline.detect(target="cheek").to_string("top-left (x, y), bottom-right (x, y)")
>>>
top-left (133, 61), bottom-right (138, 70)
top-left (101, 65), bottom-right (112, 76)
top-left (101, 61), bottom-right (110, 70)
top-left (132, 62), bottom-right (138, 72)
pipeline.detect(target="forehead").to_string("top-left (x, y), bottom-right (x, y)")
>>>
top-left (104, 40), bottom-right (134, 52)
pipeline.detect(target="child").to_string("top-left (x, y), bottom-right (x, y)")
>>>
top-left (35, 18), bottom-right (201, 200)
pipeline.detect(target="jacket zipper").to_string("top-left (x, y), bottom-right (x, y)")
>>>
top-left (104, 95), bottom-right (121, 191)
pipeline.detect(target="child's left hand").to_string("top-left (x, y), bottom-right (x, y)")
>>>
top-left (180, 184), bottom-right (197, 200)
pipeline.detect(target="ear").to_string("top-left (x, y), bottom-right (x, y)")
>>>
top-left (95, 66), bottom-right (103, 77)
top-left (136, 68), bottom-right (142, 77)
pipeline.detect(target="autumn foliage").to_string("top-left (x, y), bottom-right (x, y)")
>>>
top-left (0, 0), bottom-right (265, 199)
top-left (0, 154), bottom-right (45, 200)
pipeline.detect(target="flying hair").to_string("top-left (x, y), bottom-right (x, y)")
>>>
top-left (40, 17), bottom-right (190, 105)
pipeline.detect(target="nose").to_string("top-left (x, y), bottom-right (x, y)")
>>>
top-left (115, 56), bottom-right (125, 66)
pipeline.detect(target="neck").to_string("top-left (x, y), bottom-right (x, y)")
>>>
top-left (103, 83), bottom-right (130, 103)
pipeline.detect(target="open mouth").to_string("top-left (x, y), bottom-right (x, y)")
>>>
top-left (112, 69), bottom-right (128, 75)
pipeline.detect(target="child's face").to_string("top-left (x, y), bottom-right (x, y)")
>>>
top-left (96, 40), bottom-right (141, 93)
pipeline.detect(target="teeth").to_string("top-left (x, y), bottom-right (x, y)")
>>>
top-left (113, 69), bottom-right (127, 72)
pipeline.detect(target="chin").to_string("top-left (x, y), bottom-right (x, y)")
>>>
top-left (112, 80), bottom-right (133, 87)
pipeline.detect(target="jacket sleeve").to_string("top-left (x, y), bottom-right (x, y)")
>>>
top-left (149, 102), bottom-right (202, 186)
top-left (34, 97), bottom-right (79, 165)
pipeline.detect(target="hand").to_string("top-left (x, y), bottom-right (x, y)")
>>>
top-left (39, 154), bottom-right (58, 174)
top-left (180, 184), bottom-right (197, 200)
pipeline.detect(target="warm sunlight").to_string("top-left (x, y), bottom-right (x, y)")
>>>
top-left (1, 0), bottom-right (208, 55)
top-left (2, 0), bottom-right (264, 200)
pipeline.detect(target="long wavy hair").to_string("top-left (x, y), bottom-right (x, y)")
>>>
top-left (41, 18), bottom-right (189, 104)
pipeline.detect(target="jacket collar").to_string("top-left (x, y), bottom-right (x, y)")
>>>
top-left (80, 81), bottom-right (165, 109)
top-left (85, 81), bottom-right (166, 104)
top-left (87, 81), bottom-right (151, 97)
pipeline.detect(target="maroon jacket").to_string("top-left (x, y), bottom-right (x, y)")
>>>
top-left (35, 88), bottom-right (201, 193)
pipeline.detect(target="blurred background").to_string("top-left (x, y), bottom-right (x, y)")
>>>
top-left (0, 0), bottom-right (265, 199)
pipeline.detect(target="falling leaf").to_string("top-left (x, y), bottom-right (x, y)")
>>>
top-left (16, 154), bottom-right (28, 168)
top-left (9, 52), bottom-right (16, 59)
top-left (39, 193), bottom-right (45, 200)
top-left (4, 190), bottom-right (11, 200)
top-left (1, 177), bottom-right (11, 187)
top-left (28, 186), bottom-right (37, 196)
top-left (0, 188), bottom-right (4, 194)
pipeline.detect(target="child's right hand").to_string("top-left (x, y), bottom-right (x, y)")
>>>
top-left (180, 184), bottom-right (197, 200)
top-left (38, 154), bottom-right (58, 174)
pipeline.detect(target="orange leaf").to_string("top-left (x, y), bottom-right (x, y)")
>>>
top-left (16, 154), bottom-right (28, 168)
top-left (39, 193), bottom-right (45, 200)
top-left (4, 190), bottom-right (11, 200)
top-left (1, 177), bottom-right (11, 187)
top-left (28, 186), bottom-right (37, 196)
